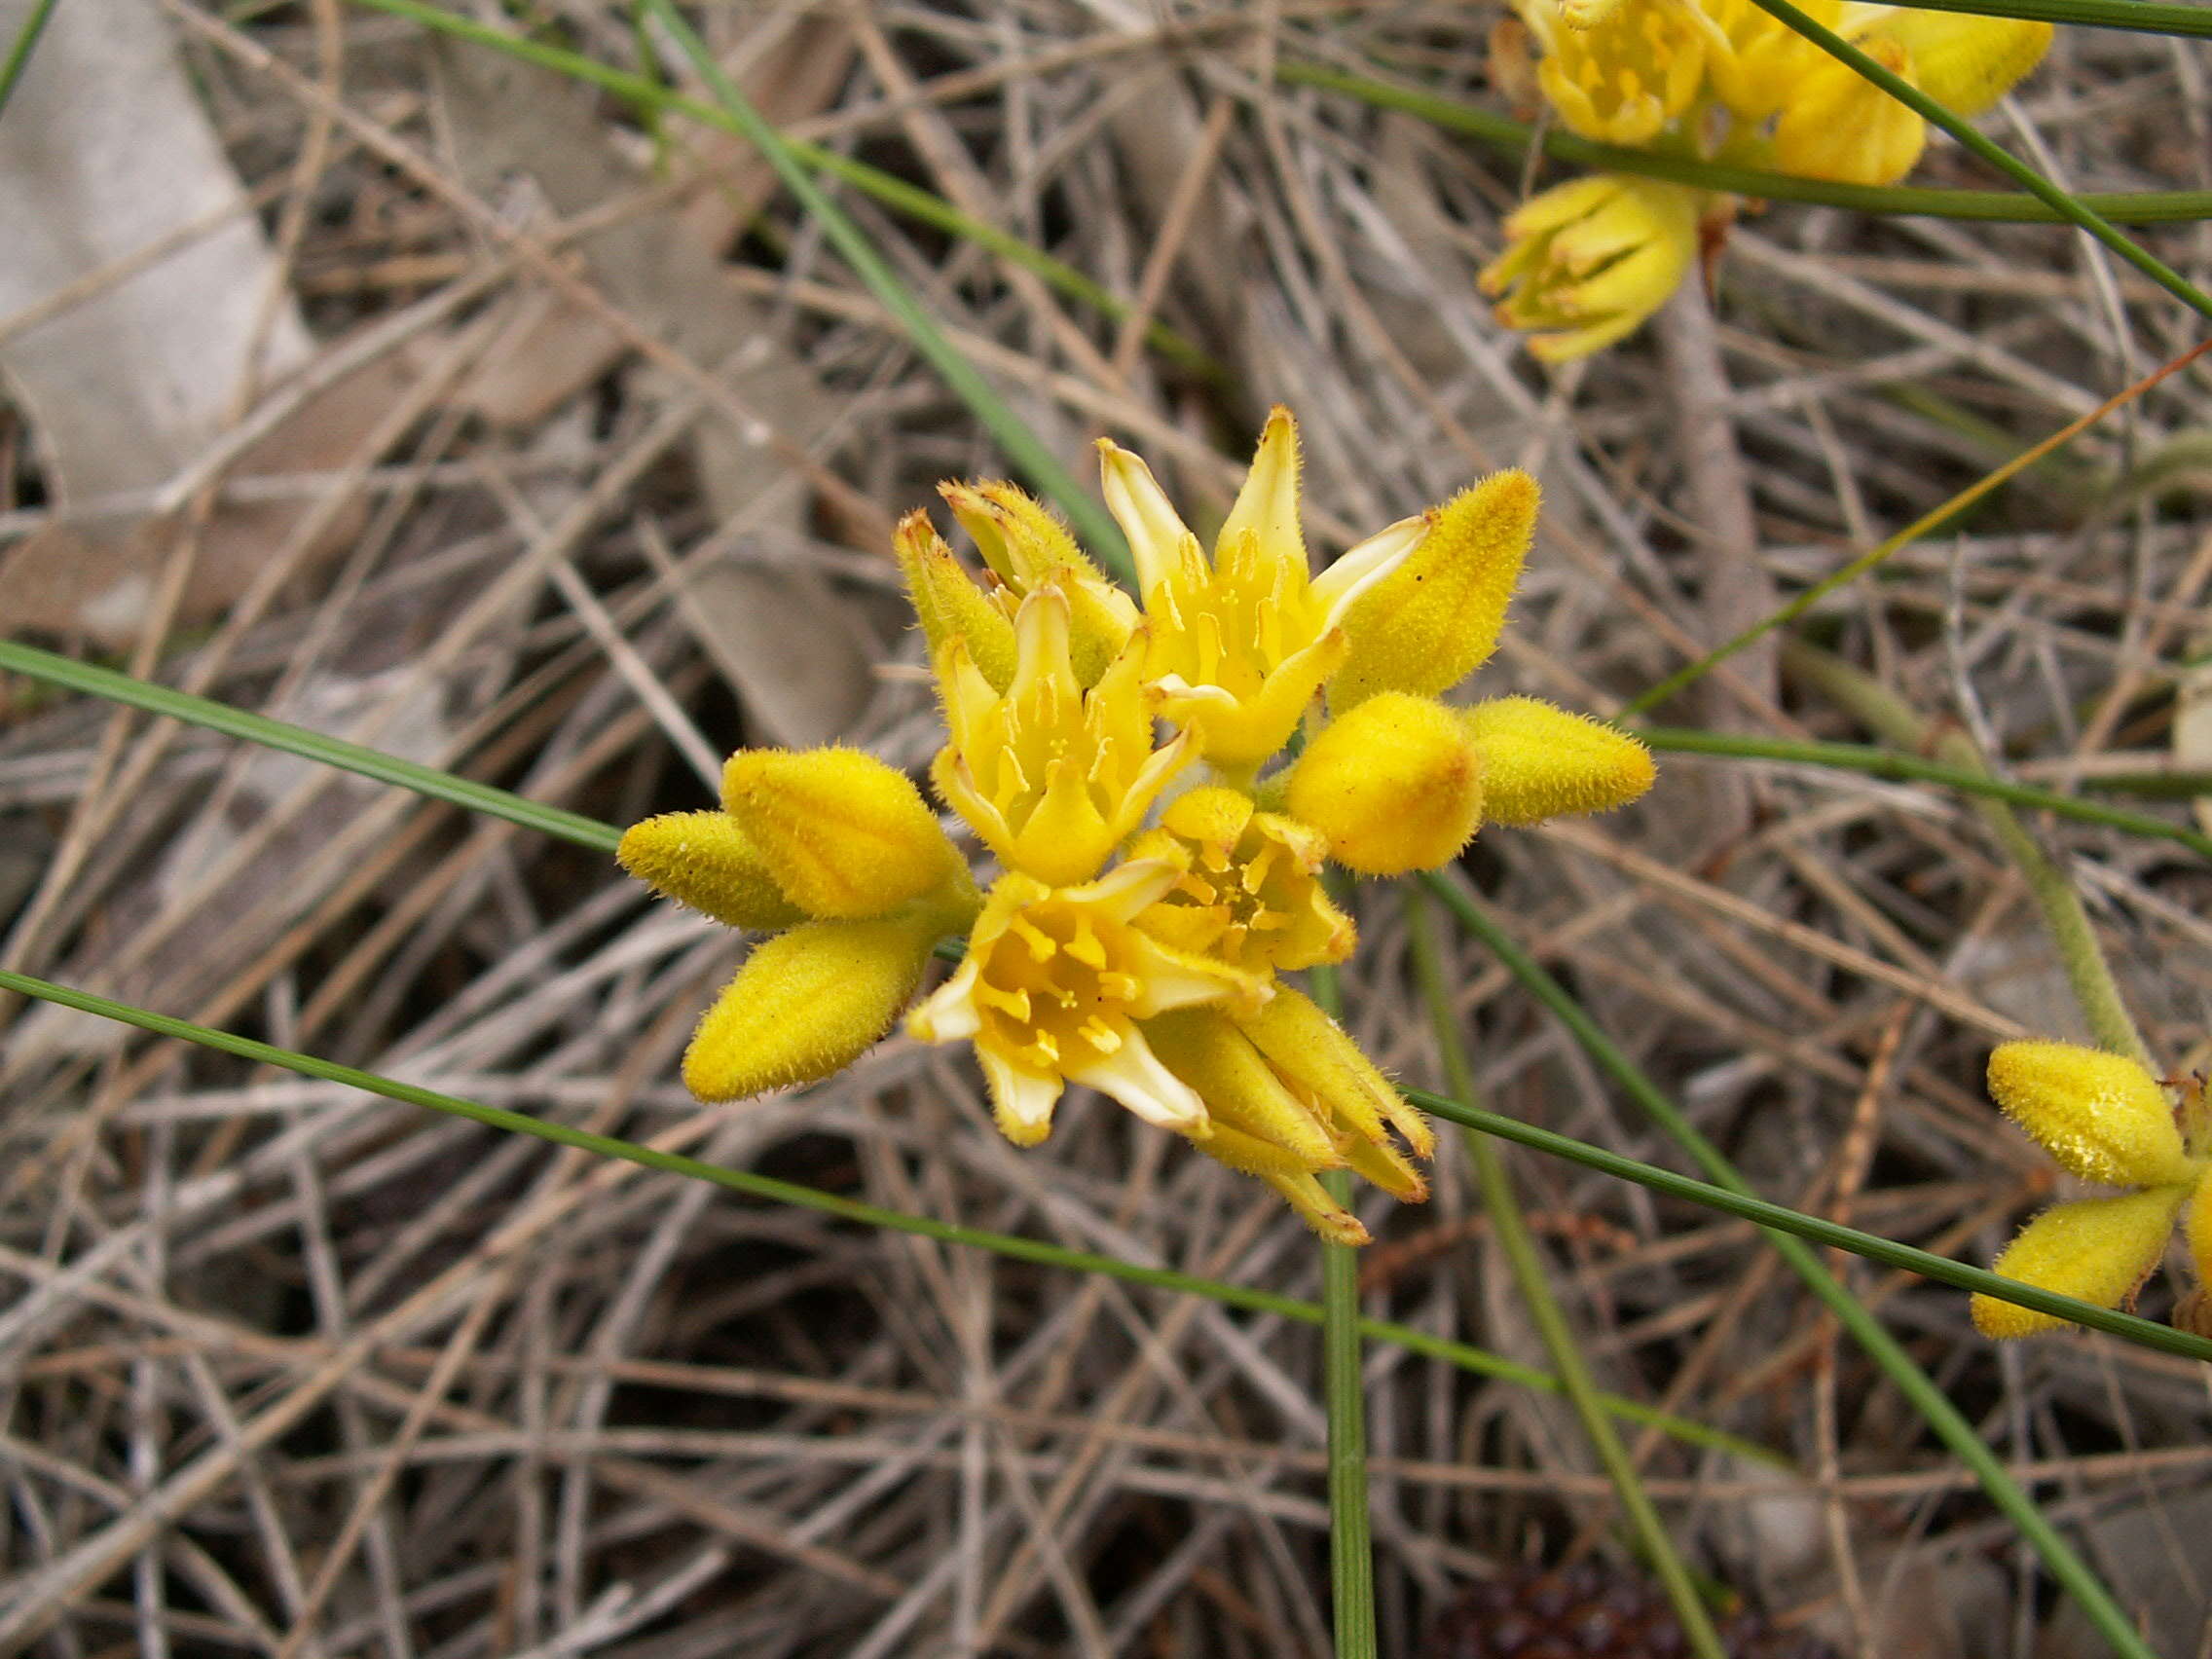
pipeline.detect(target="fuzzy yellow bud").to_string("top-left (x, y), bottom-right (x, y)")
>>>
top-left (1126, 786), bottom-right (1354, 973)
top-left (894, 509), bottom-right (1017, 692)
top-left (1769, 40), bottom-right (1927, 186)
top-left (2187, 1174), bottom-right (2212, 1298)
top-left (721, 748), bottom-right (967, 921)
top-left (1863, 10), bottom-right (2051, 117)
top-left (1241, 985), bottom-right (1434, 1163)
top-left (1459, 697), bottom-right (1655, 825)
top-left (1479, 174), bottom-right (1701, 361)
top-left (1971, 1186), bottom-right (2189, 1340)
top-left (682, 912), bottom-right (944, 1101)
top-left (1286, 693), bottom-right (1484, 876)
top-left (939, 481), bottom-right (1137, 686)
top-left (1985, 1041), bottom-right (2196, 1189)
top-left (617, 811), bottom-right (806, 931)
top-left (1332, 471), bottom-right (1539, 712)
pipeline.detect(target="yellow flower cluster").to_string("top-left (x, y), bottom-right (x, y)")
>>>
top-left (1482, 0), bottom-right (2052, 359)
top-left (1972, 1040), bottom-right (2212, 1339)
top-left (619, 412), bottom-right (1655, 1243)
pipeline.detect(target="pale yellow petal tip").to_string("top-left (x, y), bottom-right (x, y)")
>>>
top-left (720, 747), bottom-right (961, 921)
top-left (1986, 1040), bottom-right (2195, 1188)
top-left (1286, 692), bottom-right (1484, 876)
top-left (680, 916), bottom-right (938, 1101)
top-left (1460, 697), bottom-right (1654, 825)
top-left (617, 811), bottom-right (807, 932)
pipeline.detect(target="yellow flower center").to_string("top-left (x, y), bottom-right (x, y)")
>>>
top-left (970, 894), bottom-right (1150, 1075)
top-left (1143, 533), bottom-right (1328, 710)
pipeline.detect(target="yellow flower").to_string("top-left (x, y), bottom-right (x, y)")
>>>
top-left (940, 480), bottom-right (1139, 687)
top-left (1512, 0), bottom-right (1713, 145)
top-left (1098, 408), bottom-right (1427, 771)
top-left (1124, 785), bottom-right (1355, 973)
top-left (1479, 174), bottom-right (1703, 362)
top-left (1972, 1040), bottom-right (2212, 1339)
top-left (619, 747), bottom-right (981, 1103)
top-left (932, 583), bottom-right (1193, 887)
top-left (905, 863), bottom-right (1269, 1147)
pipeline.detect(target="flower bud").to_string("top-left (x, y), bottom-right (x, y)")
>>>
top-left (1459, 697), bottom-right (1654, 825)
top-left (1986, 1041), bottom-right (2196, 1189)
top-left (1285, 693), bottom-right (1483, 876)
top-left (2188, 1174), bottom-right (2212, 1301)
top-left (618, 811), bottom-right (807, 931)
top-left (1862, 11), bottom-right (2050, 117)
top-left (1478, 174), bottom-right (1700, 362)
top-left (1971, 1186), bottom-right (2189, 1340)
top-left (1333, 470), bottom-right (1539, 711)
top-left (940, 481), bottom-right (1137, 685)
top-left (682, 912), bottom-right (942, 1101)
top-left (722, 748), bottom-right (967, 920)
top-left (894, 508), bottom-right (1017, 691)
top-left (1769, 41), bottom-right (1925, 187)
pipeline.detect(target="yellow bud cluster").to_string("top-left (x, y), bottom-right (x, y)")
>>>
top-left (616, 408), bottom-right (1655, 1243)
top-left (1490, 0), bottom-right (2053, 356)
top-left (1972, 1040), bottom-right (2212, 1340)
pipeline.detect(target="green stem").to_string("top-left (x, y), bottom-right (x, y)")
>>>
top-left (1633, 726), bottom-right (2212, 863)
top-left (635, 0), bottom-right (1131, 580)
top-left (1279, 62), bottom-right (2212, 224)
top-left (1309, 966), bottom-right (1376, 1659)
top-left (1406, 892), bottom-right (1724, 1659)
top-left (1422, 876), bottom-right (2166, 1659)
top-left (1786, 644), bottom-right (2154, 1068)
top-left (1745, 0), bottom-right (2212, 323)
top-left (0, 0), bottom-right (59, 118)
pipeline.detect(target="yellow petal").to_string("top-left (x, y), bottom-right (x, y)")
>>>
top-left (617, 811), bottom-right (806, 931)
top-left (1333, 470), bottom-right (1539, 709)
top-left (1241, 986), bottom-right (1434, 1161)
top-left (1971, 1187), bottom-right (2187, 1339)
top-left (1769, 43), bottom-right (1927, 186)
top-left (894, 508), bottom-right (1017, 692)
top-left (1871, 11), bottom-right (2049, 117)
top-left (682, 914), bottom-right (940, 1101)
top-left (1214, 406), bottom-right (1306, 572)
top-left (1144, 1007), bottom-right (1343, 1169)
top-left (1459, 697), bottom-right (1655, 825)
top-left (1286, 693), bottom-right (1484, 876)
top-left (1986, 1041), bottom-right (2196, 1188)
top-left (722, 748), bottom-right (964, 920)
top-left (940, 480), bottom-right (1137, 684)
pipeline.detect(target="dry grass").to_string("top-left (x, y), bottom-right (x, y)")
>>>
top-left (4, 3), bottom-right (2212, 1656)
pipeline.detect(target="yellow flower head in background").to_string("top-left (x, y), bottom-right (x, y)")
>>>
top-left (1972, 1040), bottom-right (2212, 1339)
top-left (618, 407), bottom-right (1657, 1242)
top-left (1479, 173), bottom-right (1704, 364)
top-left (1492, 0), bottom-right (2052, 355)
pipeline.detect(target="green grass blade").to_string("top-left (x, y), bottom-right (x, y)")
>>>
top-left (0, 963), bottom-right (1785, 1468)
top-left (636, 0), bottom-right (1131, 580)
top-left (0, 640), bottom-right (622, 855)
top-left (0, 0), bottom-right (59, 119)
top-left (1875, 0), bottom-right (2212, 37)
top-left (1634, 727), bottom-right (2212, 862)
top-left (1746, 0), bottom-right (2212, 322)
top-left (342, 0), bottom-right (1220, 385)
top-left (1309, 967), bottom-right (1377, 1659)
top-left (1281, 62), bottom-right (2212, 225)
top-left (1422, 877), bottom-right (2169, 1659)
top-left (1407, 891), bottom-right (1724, 1659)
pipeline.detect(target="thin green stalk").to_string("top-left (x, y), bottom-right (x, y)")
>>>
top-left (1279, 62), bottom-right (2212, 224)
top-left (0, 640), bottom-right (621, 855)
top-left (1621, 337), bottom-right (2212, 717)
top-left (636, 0), bottom-right (1131, 581)
top-left (0, 0), bottom-right (59, 118)
top-left (1421, 876), bottom-right (2168, 1659)
top-left (1633, 726), bottom-right (2212, 863)
top-left (342, 0), bottom-right (1220, 385)
top-left (1405, 892), bottom-right (1723, 1659)
top-left (1746, 0), bottom-right (2212, 323)
top-left (0, 963), bottom-right (1784, 1465)
top-left (1787, 644), bottom-right (2154, 1068)
top-left (1854, 0), bottom-right (2212, 37)
top-left (1309, 966), bottom-right (1376, 1659)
